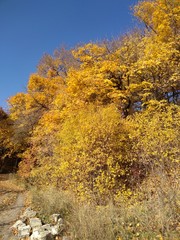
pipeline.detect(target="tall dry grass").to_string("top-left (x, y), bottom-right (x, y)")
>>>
top-left (30, 172), bottom-right (179, 240)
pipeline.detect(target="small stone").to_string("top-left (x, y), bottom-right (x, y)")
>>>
top-left (57, 218), bottom-right (63, 225)
top-left (11, 220), bottom-right (26, 236)
top-left (50, 214), bottom-right (61, 224)
top-left (51, 225), bottom-right (60, 235)
top-left (11, 220), bottom-right (24, 230)
top-left (17, 223), bottom-right (26, 230)
top-left (41, 224), bottom-right (51, 232)
top-left (18, 225), bottom-right (31, 238)
top-left (30, 229), bottom-right (52, 240)
top-left (30, 229), bottom-right (39, 239)
top-left (21, 207), bottom-right (37, 220)
top-left (38, 230), bottom-right (50, 239)
top-left (29, 217), bottom-right (42, 229)
top-left (51, 223), bottom-right (64, 235)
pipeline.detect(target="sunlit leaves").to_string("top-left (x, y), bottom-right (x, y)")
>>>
top-left (5, 0), bottom-right (180, 202)
top-left (128, 102), bottom-right (180, 171)
top-left (134, 0), bottom-right (180, 41)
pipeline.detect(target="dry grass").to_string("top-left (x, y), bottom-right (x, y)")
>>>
top-left (30, 173), bottom-right (180, 240)
top-left (31, 187), bottom-right (75, 223)
top-left (0, 174), bottom-right (25, 211)
top-left (0, 192), bottom-right (18, 210)
top-left (0, 174), bottom-right (24, 192)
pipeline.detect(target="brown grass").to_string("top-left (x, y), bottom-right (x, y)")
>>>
top-left (30, 173), bottom-right (179, 240)
top-left (0, 174), bottom-right (25, 211)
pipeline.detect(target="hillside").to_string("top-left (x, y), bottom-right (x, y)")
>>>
top-left (0, 0), bottom-right (179, 239)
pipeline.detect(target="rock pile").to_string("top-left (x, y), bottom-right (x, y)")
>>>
top-left (11, 207), bottom-right (70, 240)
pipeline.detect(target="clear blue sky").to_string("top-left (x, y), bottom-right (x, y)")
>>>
top-left (0, 0), bottom-right (139, 110)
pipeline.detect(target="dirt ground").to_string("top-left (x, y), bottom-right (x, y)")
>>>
top-left (0, 174), bottom-right (25, 240)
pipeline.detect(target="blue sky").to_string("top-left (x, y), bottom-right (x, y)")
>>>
top-left (0, 0), bottom-right (139, 110)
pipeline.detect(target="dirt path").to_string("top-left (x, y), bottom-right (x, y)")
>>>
top-left (0, 174), bottom-right (25, 240)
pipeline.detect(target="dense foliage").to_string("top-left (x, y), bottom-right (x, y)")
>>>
top-left (1, 0), bottom-right (179, 203)
top-left (0, 108), bottom-right (20, 172)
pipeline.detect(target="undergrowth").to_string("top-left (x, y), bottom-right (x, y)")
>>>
top-left (30, 173), bottom-right (180, 240)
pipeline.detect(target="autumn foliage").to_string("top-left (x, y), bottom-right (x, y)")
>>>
top-left (1, 0), bottom-right (179, 203)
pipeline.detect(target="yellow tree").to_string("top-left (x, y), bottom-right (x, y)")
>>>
top-left (11, 0), bottom-right (180, 204)
top-left (128, 101), bottom-right (180, 184)
top-left (8, 73), bottom-right (65, 146)
top-left (18, 108), bottom-right (62, 180)
top-left (0, 108), bottom-right (19, 172)
top-left (134, 0), bottom-right (180, 41)
top-left (51, 104), bottom-right (131, 202)
top-left (124, 0), bottom-right (180, 109)
top-left (37, 47), bottom-right (79, 78)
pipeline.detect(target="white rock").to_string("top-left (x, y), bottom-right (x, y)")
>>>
top-left (30, 229), bottom-right (51, 240)
top-left (51, 225), bottom-right (60, 235)
top-left (29, 217), bottom-right (42, 229)
top-left (17, 223), bottom-right (27, 230)
top-left (50, 214), bottom-right (61, 224)
top-left (11, 220), bottom-right (24, 230)
top-left (30, 229), bottom-right (40, 239)
top-left (39, 230), bottom-right (50, 238)
top-left (18, 225), bottom-right (31, 238)
top-left (11, 211), bottom-right (65, 240)
top-left (21, 207), bottom-right (37, 219)
top-left (51, 223), bottom-right (64, 235)
top-left (57, 218), bottom-right (63, 225)
top-left (41, 224), bottom-right (51, 232)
